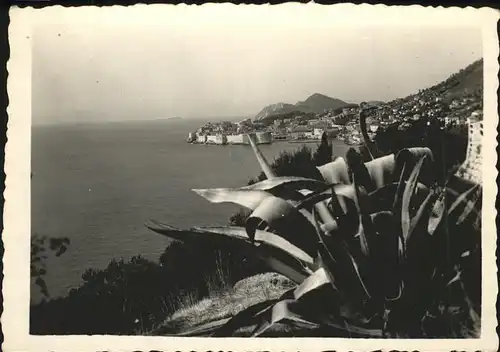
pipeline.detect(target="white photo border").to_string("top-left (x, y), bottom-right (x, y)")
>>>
top-left (3, 4), bottom-right (499, 351)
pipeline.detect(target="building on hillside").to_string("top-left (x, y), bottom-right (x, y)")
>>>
top-left (449, 100), bottom-right (460, 109)
top-left (307, 119), bottom-right (321, 126)
top-left (290, 125), bottom-right (312, 140)
top-left (304, 131), bottom-right (315, 139)
top-left (313, 128), bottom-right (324, 138)
top-left (238, 118), bottom-right (252, 126)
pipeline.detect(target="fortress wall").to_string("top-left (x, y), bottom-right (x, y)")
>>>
top-left (456, 120), bottom-right (482, 184)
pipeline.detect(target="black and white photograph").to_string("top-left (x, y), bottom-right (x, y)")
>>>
top-left (3, 4), bottom-right (499, 351)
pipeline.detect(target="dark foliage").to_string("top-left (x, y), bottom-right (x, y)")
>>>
top-left (30, 241), bottom-right (267, 335)
top-left (31, 234), bottom-right (70, 299)
top-left (313, 132), bottom-right (333, 166)
top-left (249, 145), bottom-right (324, 186)
top-left (374, 117), bottom-right (468, 182)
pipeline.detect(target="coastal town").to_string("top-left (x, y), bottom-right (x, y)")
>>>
top-left (187, 60), bottom-right (483, 147)
top-left (186, 92), bottom-right (482, 146)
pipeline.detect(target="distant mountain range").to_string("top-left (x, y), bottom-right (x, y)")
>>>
top-left (254, 93), bottom-right (357, 121)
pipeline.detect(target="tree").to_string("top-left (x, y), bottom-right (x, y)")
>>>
top-left (313, 132), bottom-right (332, 166)
top-left (31, 234), bottom-right (70, 300)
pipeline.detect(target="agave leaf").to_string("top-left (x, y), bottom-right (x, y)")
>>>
top-left (247, 134), bottom-right (336, 233)
top-left (175, 317), bottom-right (231, 337)
top-left (320, 220), bottom-right (339, 234)
top-left (250, 268), bottom-right (335, 336)
top-left (246, 195), bottom-right (318, 258)
top-left (344, 247), bottom-right (372, 300)
top-left (241, 176), bottom-right (329, 193)
top-left (317, 157), bottom-right (351, 185)
top-left (198, 226), bottom-right (315, 265)
top-left (317, 148), bottom-right (433, 191)
top-left (260, 254), bottom-right (311, 284)
top-left (351, 174), bottom-right (371, 257)
top-left (248, 133), bottom-right (275, 178)
top-left (395, 147), bottom-right (434, 173)
top-left (313, 208), bottom-right (372, 301)
top-left (448, 184), bottom-right (481, 223)
top-left (359, 106), bottom-right (377, 160)
top-left (346, 148), bottom-right (376, 192)
top-left (364, 147), bottom-right (434, 190)
top-left (392, 162), bottom-right (408, 211)
top-left (146, 221), bottom-right (315, 281)
top-left (316, 200), bottom-right (339, 226)
top-left (321, 316), bottom-right (384, 337)
top-left (312, 209), bottom-right (340, 292)
top-left (401, 156), bottom-right (426, 251)
top-left (427, 189), bottom-right (447, 236)
top-left (251, 299), bottom-right (322, 336)
top-left (406, 189), bottom-right (436, 245)
top-left (252, 268), bottom-right (335, 336)
top-left (193, 188), bottom-right (276, 210)
top-left (456, 195), bottom-right (481, 226)
top-left (297, 184), bottom-right (355, 210)
top-left (363, 154), bottom-right (395, 190)
top-left (329, 183), bottom-right (350, 218)
top-left (251, 298), bottom-right (384, 337)
top-left (145, 220), bottom-right (208, 242)
top-left (322, 211), bottom-right (396, 235)
top-left (212, 299), bottom-right (282, 337)
top-left (292, 267), bottom-right (332, 299)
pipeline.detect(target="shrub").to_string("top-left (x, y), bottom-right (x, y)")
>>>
top-left (30, 241), bottom-right (267, 335)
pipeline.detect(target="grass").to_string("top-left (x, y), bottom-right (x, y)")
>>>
top-left (150, 272), bottom-right (295, 335)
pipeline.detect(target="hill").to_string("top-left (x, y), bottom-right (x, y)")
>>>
top-left (294, 93), bottom-right (353, 114)
top-left (255, 93), bottom-right (354, 121)
top-left (254, 102), bottom-right (297, 120)
top-left (372, 58), bottom-right (483, 123)
top-left (395, 59), bottom-right (482, 106)
top-left (430, 58), bottom-right (483, 100)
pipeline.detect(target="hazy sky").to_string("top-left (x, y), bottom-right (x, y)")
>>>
top-left (31, 7), bottom-right (483, 125)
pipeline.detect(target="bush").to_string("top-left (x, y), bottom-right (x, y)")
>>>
top-left (30, 239), bottom-right (267, 334)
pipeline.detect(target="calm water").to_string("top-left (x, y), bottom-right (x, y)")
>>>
top-left (31, 119), bottom-right (350, 300)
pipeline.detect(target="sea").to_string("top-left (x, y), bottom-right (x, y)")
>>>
top-left (31, 119), bottom-right (351, 302)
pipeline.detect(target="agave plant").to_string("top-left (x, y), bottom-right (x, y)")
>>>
top-left (147, 129), bottom-right (481, 338)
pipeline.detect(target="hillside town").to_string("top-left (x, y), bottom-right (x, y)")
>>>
top-left (187, 60), bottom-right (483, 146)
